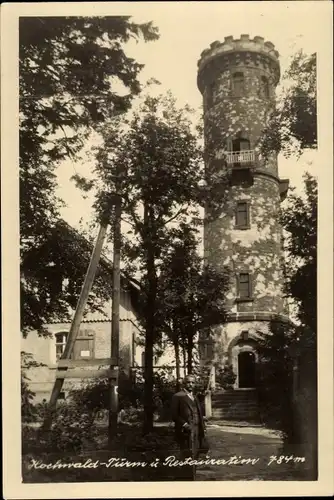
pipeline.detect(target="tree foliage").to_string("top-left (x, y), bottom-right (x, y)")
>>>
top-left (92, 93), bottom-right (205, 431)
top-left (282, 173), bottom-right (317, 334)
top-left (20, 16), bottom-right (159, 335)
top-left (156, 224), bottom-right (229, 377)
top-left (261, 51), bottom-right (316, 157)
top-left (21, 220), bottom-right (117, 336)
top-left (21, 352), bottom-right (46, 422)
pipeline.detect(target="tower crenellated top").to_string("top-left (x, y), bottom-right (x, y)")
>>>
top-left (197, 34), bottom-right (280, 92)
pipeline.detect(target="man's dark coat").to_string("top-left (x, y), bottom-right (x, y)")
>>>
top-left (171, 389), bottom-right (206, 458)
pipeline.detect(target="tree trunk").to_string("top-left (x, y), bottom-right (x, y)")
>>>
top-left (182, 344), bottom-right (187, 377)
top-left (187, 334), bottom-right (194, 375)
top-left (143, 205), bottom-right (156, 435)
top-left (174, 339), bottom-right (181, 391)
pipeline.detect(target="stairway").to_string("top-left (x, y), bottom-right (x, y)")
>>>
top-left (211, 389), bottom-right (260, 422)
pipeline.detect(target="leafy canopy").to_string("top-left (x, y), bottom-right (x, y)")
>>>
top-left (261, 51), bottom-right (317, 158)
top-left (20, 16), bottom-right (159, 335)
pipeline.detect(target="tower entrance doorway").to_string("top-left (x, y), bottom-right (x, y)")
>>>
top-left (238, 351), bottom-right (256, 388)
top-left (232, 137), bottom-right (250, 152)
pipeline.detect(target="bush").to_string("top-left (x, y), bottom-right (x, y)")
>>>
top-left (216, 363), bottom-right (236, 390)
top-left (21, 351), bottom-right (46, 423)
top-left (67, 368), bottom-right (177, 424)
top-left (256, 321), bottom-right (296, 439)
top-left (44, 400), bottom-right (99, 453)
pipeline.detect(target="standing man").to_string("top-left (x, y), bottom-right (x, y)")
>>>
top-left (171, 374), bottom-right (207, 480)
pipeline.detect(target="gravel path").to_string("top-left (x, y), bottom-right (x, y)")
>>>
top-left (195, 424), bottom-right (306, 481)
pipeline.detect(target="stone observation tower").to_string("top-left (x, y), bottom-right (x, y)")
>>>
top-left (197, 35), bottom-right (290, 419)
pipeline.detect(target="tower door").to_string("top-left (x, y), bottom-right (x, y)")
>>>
top-left (238, 351), bottom-right (256, 388)
top-left (232, 138), bottom-right (250, 152)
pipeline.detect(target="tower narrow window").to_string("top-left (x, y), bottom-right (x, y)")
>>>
top-left (232, 72), bottom-right (245, 97)
top-left (260, 76), bottom-right (270, 98)
top-left (236, 273), bottom-right (253, 300)
top-left (207, 81), bottom-right (217, 108)
top-left (235, 201), bottom-right (250, 229)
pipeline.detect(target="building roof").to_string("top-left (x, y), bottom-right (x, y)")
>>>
top-left (55, 219), bottom-right (141, 316)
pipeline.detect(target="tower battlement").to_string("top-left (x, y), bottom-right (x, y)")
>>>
top-left (198, 35), bottom-right (280, 92)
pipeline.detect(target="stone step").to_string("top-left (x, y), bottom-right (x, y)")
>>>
top-left (212, 400), bottom-right (258, 405)
top-left (212, 404), bottom-right (258, 410)
top-left (211, 389), bottom-right (260, 421)
top-left (212, 394), bottom-right (257, 401)
top-left (212, 391), bottom-right (257, 398)
top-left (212, 408), bottom-right (259, 415)
top-left (212, 412), bottom-right (260, 420)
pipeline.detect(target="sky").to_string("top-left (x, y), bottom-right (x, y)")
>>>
top-left (55, 1), bottom-right (326, 231)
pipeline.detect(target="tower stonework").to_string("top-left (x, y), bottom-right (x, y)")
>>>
top-left (198, 35), bottom-right (289, 399)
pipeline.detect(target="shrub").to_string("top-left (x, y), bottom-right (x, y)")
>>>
top-left (44, 399), bottom-right (99, 453)
top-left (21, 351), bottom-right (46, 423)
top-left (256, 321), bottom-right (297, 439)
top-left (216, 363), bottom-right (236, 390)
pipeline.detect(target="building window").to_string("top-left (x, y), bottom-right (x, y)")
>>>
top-left (260, 76), bottom-right (270, 98)
top-left (55, 331), bottom-right (94, 362)
top-left (232, 72), bottom-right (245, 97)
top-left (55, 332), bottom-right (68, 361)
top-left (236, 273), bottom-right (253, 300)
top-left (235, 201), bottom-right (250, 229)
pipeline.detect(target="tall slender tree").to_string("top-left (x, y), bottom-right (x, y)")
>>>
top-left (93, 94), bottom-right (204, 432)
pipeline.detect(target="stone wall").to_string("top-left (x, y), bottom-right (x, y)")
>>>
top-left (204, 174), bottom-right (285, 315)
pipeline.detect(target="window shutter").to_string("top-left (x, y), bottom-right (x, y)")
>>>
top-left (236, 272), bottom-right (252, 299)
top-left (235, 201), bottom-right (250, 229)
top-left (246, 202), bottom-right (250, 227)
top-left (226, 138), bottom-right (233, 152)
top-left (72, 334), bottom-right (94, 360)
top-left (248, 273), bottom-right (253, 298)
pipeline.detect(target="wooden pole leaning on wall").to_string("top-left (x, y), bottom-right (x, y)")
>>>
top-left (42, 223), bottom-right (109, 431)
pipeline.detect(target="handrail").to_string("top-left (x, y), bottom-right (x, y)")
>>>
top-left (206, 364), bottom-right (215, 392)
top-left (225, 150), bottom-right (255, 164)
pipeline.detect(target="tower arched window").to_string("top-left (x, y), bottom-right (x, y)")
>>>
top-left (260, 76), bottom-right (270, 98)
top-left (232, 72), bottom-right (245, 97)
